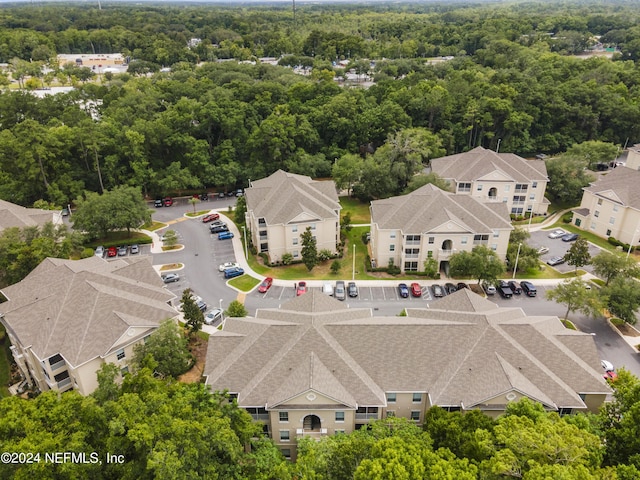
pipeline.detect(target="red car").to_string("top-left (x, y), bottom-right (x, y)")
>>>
top-left (410, 282), bottom-right (422, 297)
top-left (202, 213), bottom-right (220, 223)
top-left (258, 277), bottom-right (273, 293)
top-left (107, 246), bottom-right (117, 257)
top-left (164, 197), bottom-right (173, 207)
top-left (296, 281), bottom-right (307, 296)
top-left (603, 370), bottom-right (618, 381)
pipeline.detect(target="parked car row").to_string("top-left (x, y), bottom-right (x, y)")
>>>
top-left (95, 244), bottom-right (139, 258)
top-left (547, 229), bottom-right (580, 242)
top-left (154, 197), bottom-right (174, 208)
top-left (484, 280), bottom-right (536, 297)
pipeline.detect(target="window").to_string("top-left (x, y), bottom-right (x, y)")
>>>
top-left (461, 236), bottom-right (468, 245)
top-left (458, 182), bottom-right (471, 192)
top-left (558, 408), bottom-right (572, 416)
top-left (606, 229), bottom-right (611, 236)
top-left (597, 198), bottom-right (603, 205)
top-left (591, 222), bottom-right (596, 230)
top-left (292, 225), bottom-right (297, 233)
top-left (404, 261), bottom-right (418, 272)
top-left (594, 211), bottom-right (600, 218)
top-left (613, 205), bottom-right (619, 212)
top-left (413, 393), bottom-right (422, 402)
top-left (504, 185), bottom-right (510, 192)
top-left (293, 250), bottom-right (299, 258)
top-left (513, 195), bottom-right (526, 203)
top-left (427, 250), bottom-right (433, 258)
top-left (527, 205), bottom-right (532, 211)
top-left (386, 411), bottom-right (396, 418)
top-left (389, 244), bottom-right (395, 252)
top-left (335, 429), bottom-right (345, 435)
top-left (386, 393), bottom-right (396, 403)
top-left (116, 349), bottom-right (125, 361)
top-left (515, 183), bottom-right (528, 192)
top-left (529, 194), bottom-right (535, 200)
top-left (279, 412), bottom-right (288, 422)
top-left (293, 238), bottom-right (298, 245)
top-left (144, 335), bottom-right (151, 344)
top-left (511, 207), bottom-right (524, 214)
top-left (493, 230), bottom-right (499, 238)
top-left (310, 224), bottom-right (316, 230)
top-left (120, 366), bottom-right (129, 375)
top-left (473, 234), bottom-right (489, 245)
top-left (411, 411), bottom-right (421, 421)
top-left (405, 248), bottom-right (419, 258)
top-left (575, 219), bottom-right (582, 227)
top-left (260, 243), bottom-right (269, 253)
top-left (477, 184), bottom-right (483, 191)
top-left (428, 237), bottom-right (434, 244)
top-left (280, 430), bottom-right (290, 442)
top-left (406, 234), bottom-right (420, 243)
top-left (281, 448), bottom-right (291, 459)
top-left (335, 411), bottom-right (345, 422)
top-left (532, 181), bottom-right (538, 188)
top-left (390, 232), bottom-right (396, 239)
top-left (502, 197), bottom-right (508, 203)
top-left (609, 217), bottom-right (616, 225)
top-left (491, 243), bottom-right (497, 251)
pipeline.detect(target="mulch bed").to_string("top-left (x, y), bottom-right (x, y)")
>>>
top-left (178, 336), bottom-right (209, 383)
top-left (614, 322), bottom-right (640, 337)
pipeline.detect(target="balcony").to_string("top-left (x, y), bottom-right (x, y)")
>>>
top-left (485, 196), bottom-right (502, 202)
top-left (57, 377), bottom-right (73, 391)
top-left (296, 428), bottom-right (328, 439)
top-left (250, 414), bottom-right (270, 422)
top-left (49, 359), bottom-right (66, 372)
top-left (438, 249), bottom-right (456, 259)
top-left (355, 413), bottom-right (379, 420)
top-left (259, 235), bottom-right (268, 241)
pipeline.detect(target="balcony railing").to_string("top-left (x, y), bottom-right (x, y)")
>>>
top-left (57, 377), bottom-right (73, 390)
top-left (404, 240), bottom-right (420, 246)
top-left (404, 253), bottom-right (419, 259)
top-left (438, 249), bottom-right (456, 259)
top-left (485, 196), bottom-right (502, 202)
top-left (296, 428), bottom-right (328, 438)
top-left (49, 359), bottom-right (66, 372)
top-left (355, 413), bottom-right (379, 420)
top-left (250, 414), bottom-right (270, 422)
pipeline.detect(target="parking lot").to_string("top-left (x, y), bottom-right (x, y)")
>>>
top-left (528, 229), bottom-right (602, 274)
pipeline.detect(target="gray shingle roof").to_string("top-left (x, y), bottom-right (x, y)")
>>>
top-left (0, 256), bottom-right (177, 365)
top-left (430, 147), bottom-right (548, 182)
top-left (370, 183), bottom-right (512, 232)
top-left (583, 166), bottom-right (640, 209)
top-left (204, 289), bottom-right (608, 411)
top-left (245, 170), bottom-right (340, 225)
top-left (0, 199), bottom-right (59, 233)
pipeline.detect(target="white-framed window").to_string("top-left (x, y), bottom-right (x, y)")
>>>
top-left (613, 205), bottom-right (619, 212)
top-left (428, 237), bottom-right (434, 244)
top-left (529, 194), bottom-right (535, 200)
top-left (386, 410), bottom-right (396, 418)
top-left (458, 182), bottom-right (471, 192)
top-left (461, 236), bottom-right (468, 245)
top-left (413, 393), bottom-right (422, 403)
top-left (389, 244), bottom-right (395, 252)
top-left (411, 411), bottom-right (421, 421)
top-left (279, 412), bottom-right (288, 423)
top-left (292, 225), bottom-right (298, 233)
top-left (597, 198), bottom-right (603, 205)
top-left (594, 211), bottom-right (600, 218)
top-left (120, 366), bottom-right (129, 376)
top-left (335, 411), bottom-right (345, 423)
top-left (390, 232), bottom-right (396, 239)
top-left (293, 250), bottom-right (299, 258)
top-left (527, 205), bottom-right (533, 211)
top-left (116, 349), bottom-right (125, 361)
top-left (609, 217), bottom-right (615, 225)
top-left (504, 185), bottom-right (510, 192)
top-left (606, 229), bottom-right (612, 236)
top-left (280, 430), bottom-right (290, 442)
top-left (335, 429), bottom-right (345, 435)
top-left (310, 224), bottom-right (316, 230)
top-left (493, 230), bottom-right (499, 238)
top-left (293, 238), bottom-right (298, 245)
top-left (281, 448), bottom-right (291, 459)
top-left (591, 222), bottom-right (596, 230)
top-left (532, 181), bottom-right (538, 188)
top-left (477, 184), bottom-right (483, 191)
top-left (503, 197), bottom-right (508, 203)
top-left (491, 243), bottom-right (497, 251)
top-left (386, 393), bottom-right (396, 403)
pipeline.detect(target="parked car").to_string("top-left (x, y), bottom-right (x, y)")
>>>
top-left (164, 197), bottom-right (173, 207)
top-left (218, 192), bottom-right (226, 199)
top-left (537, 246), bottom-right (549, 255)
top-left (218, 231), bottom-right (234, 240)
top-left (130, 244), bottom-right (139, 254)
top-left (218, 262), bottom-right (240, 272)
top-left (202, 213), bottom-right (220, 223)
top-left (296, 281), bottom-right (307, 296)
top-left (548, 229), bottom-right (566, 239)
top-left (520, 281), bottom-right (537, 297)
top-left (224, 267), bottom-right (244, 279)
top-left (204, 308), bottom-right (223, 325)
top-left (497, 280), bottom-right (513, 299)
top-left (154, 198), bottom-right (163, 208)
top-left (603, 370), bottom-right (618, 381)
top-left (210, 223), bottom-right (229, 233)
top-left (117, 245), bottom-right (128, 256)
top-left (258, 277), bottom-right (273, 293)
top-left (322, 282), bottom-right (334, 296)
top-left (432, 284), bottom-right (444, 297)
top-left (410, 283), bottom-right (422, 297)
top-left (162, 273), bottom-right (180, 283)
top-left (483, 282), bottom-right (497, 295)
top-left (456, 282), bottom-right (469, 290)
top-left (444, 283), bottom-right (457, 295)
top-left (561, 233), bottom-right (579, 242)
top-left (61, 207), bottom-right (69, 216)
top-left (235, 189), bottom-right (244, 197)
top-left (95, 246), bottom-right (105, 258)
top-left (547, 256), bottom-right (566, 266)
top-left (398, 283), bottom-right (409, 298)
top-left (507, 281), bottom-right (522, 294)
top-left (335, 281), bottom-right (346, 301)
top-left (107, 246), bottom-right (117, 257)
top-left (195, 299), bottom-right (207, 312)
top-left (601, 360), bottom-right (615, 372)
top-left (200, 193), bottom-right (209, 201)
top-left (348, 282), bottom-right (358, 297)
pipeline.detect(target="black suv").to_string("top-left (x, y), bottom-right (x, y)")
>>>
top-left (497, 280), bottom-right (513, 299)
top-left (520, 281), bottom-right (537, 297)
top-left (154, 198), bottom-right (163, 208)
top-left (507, 281), bottom-right (522, 295)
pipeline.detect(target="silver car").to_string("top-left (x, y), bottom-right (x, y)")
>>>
top-left (334, 281), bottom-right (346, 301)
top-left (95, 246), bottom-right (105, 258)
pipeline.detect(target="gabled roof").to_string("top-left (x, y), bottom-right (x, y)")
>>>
top-left (0, 199), bottom-right (60, 233)
top-left (583, 166), bottom-right (640, 209)
top-left (430, 147), bottom-right (548, 183)
top-left (204, 289), bottom-right (608, 412)
top-left (0, 256), bottom-right (177, 366)
top-left (370, 184), bottom-right (512, 232)
top-left (245, 170), bottom-right (340, 225)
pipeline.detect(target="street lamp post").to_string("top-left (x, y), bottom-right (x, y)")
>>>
top-left (512, 242), bottom-right (522, 279)
top-left (496, 138), bottom-right (502, 153)
top-left (219, 298), bottom-right (224, 328)
top-left (352, 244), bottom-right (356, 280)
top-left (241, 225), bottom-right (248, 259)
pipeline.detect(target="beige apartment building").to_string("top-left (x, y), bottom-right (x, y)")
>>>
top-left (0, 256), bottom-right (177, 396)
top-left (572, 166), bottom-right (640, 246)
top-left (244, 170), bottom-right (340, 263)
top-left (204, 290), bottom-right (609, 461)
top-left (370, 184), bottom-right (512, 274)
top-left (430, 146), bottom-right (550, 216)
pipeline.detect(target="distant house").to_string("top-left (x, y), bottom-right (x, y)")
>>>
top-left (0, 199), bottom-right (62, 234)
top-left (572, 166), bottom-right (640, 245)
top-left (244, 170), bottom-right (340, 263)
top-left (204, 289), bottom-right (609, 461)
top-left (370, 184), bottom-right (512, 274)
top-left (430, 147), bottom-right (549, 216)
top-left (0, 256), bottom-right (177, 396)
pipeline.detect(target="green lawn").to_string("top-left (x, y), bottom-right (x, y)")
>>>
top-left (86, 231), bottom-right (152, 248)
top-left (513, 267), bottom-right (587, 280)
top-left (186, 210), bottom-right (210, 217)
top-left (339, 197), bottom-right (371, 224)
top-left (228, 275), bottom-right (261, 292)
top-left (544, 221), bottom-right (626, 254)
top-left (141, 221), bottom-right (166, 231)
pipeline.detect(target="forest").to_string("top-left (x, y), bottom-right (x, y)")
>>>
top-left (1, 2), bottom-right (640, 206)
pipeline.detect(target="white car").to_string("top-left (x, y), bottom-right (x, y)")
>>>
top-left (548, 229), bottom-right (566, 239)
top-left (218, 262), bottom-right (240, 272)
top-left (204, 308), bottom-right (223, 325)
top-left (95, 246), bottom-right (105, 258)
top-left (537, 246), bottom-right (549, 255)
top-left (322, 283), bottom-right (334, 296)
top-left (601, 360), bottom-right (614, 372)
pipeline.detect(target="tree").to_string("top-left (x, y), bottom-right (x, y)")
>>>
top-left (330, 259), bottom-right (341, 274)
top-left (162, 230), bottom-right (178, 247)
top-left (181, 289), bottom-right (204, 337)
top-left (301, 226), bottom-right (319, 272)
top-left (235, 195), bottom-right (247, 225)
top-left (603, 277), bottom-right (640, 325)
top-left (188, 196), bottom-right (200, 214)
top-left (565, 141), bottom-right (619, 170)
top-left (332, 153), bottom-right (364, 196)
top-left (225, 300), bottom-right (248, 317)
top-left (132, 319), bottom-right (194, 378)
top-left (545, 157), bottom-right (595, 205)
top-left (591, 251), bottom-right (639, 286)
top-left (449, 245), bottom-right (505, 284)
top-left (341, 212), bottom-right (352, 232)
top-left (563, 236), bottom-right (591, 274)
top-left (545, 278), bottom-right (602, 320)
top-left (423, 257), bottom-right (438, 278)
top-left (404, 173), bottom-right (451, 194)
